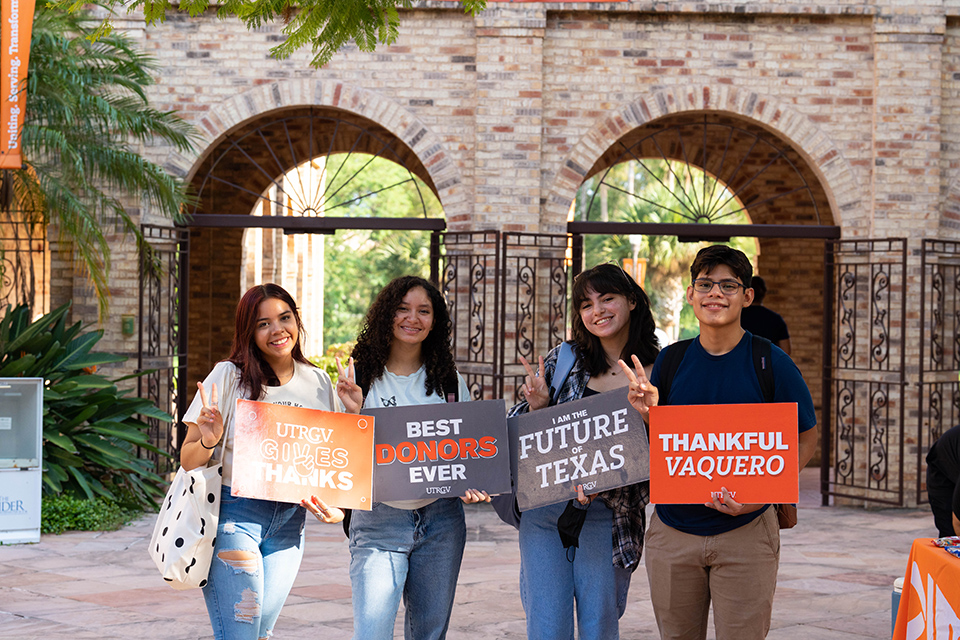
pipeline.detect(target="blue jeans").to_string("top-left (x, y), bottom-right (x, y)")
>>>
top-left (348, 499), bottom-right (466, 640)
top-left (519, 499), bottom-right (626, 640)
top-left (203, 486), bottom-right (305, 640)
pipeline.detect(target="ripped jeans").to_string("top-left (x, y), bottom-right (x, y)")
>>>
top-left (203, 485), bottom-right (306, 640)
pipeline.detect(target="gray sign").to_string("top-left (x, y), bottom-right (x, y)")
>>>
top-left (507, 388), bottom-right (650, 511)
top-left (363, 399), bottom-right (511, 502)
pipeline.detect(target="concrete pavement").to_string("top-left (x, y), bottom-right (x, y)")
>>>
top-left (0, 469), bottom-right (933, 639)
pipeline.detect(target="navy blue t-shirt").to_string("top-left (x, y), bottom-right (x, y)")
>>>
top-left (650, 332), bottom-right (817, 536)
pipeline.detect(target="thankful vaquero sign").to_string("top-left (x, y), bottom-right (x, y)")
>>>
top-left (231, 399), bottom-right (375, 510)
top-left (508, 388), bottom-right (650, 511)
top-left (363, 399), bottom-right (512, 501)
top-left (648, 403), bottom-right (799, 504)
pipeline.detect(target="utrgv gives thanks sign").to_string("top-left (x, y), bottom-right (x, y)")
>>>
top-left (508, 388), bottom-right (650, 511)
top-left (232, 400), bottom-right (375, 510)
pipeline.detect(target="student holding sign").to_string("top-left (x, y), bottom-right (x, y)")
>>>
top-left (181, 284), bottom-right (352, 640)
top-left (644, 246), bottom-right (817, 640)
top-left (346, 276), bottom-right (491, 640)
top-left (509, 263), bottom-right (660, 640)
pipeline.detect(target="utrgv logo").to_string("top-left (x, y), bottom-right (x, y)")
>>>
top-left (904, 560), bottom-right (960, 639)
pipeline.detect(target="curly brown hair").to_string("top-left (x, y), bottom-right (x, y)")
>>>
top-left (350, 276), bottom-right (458, 398)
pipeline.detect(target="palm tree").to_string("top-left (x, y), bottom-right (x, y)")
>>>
top-left (2, 6), bottom-right (196, 315)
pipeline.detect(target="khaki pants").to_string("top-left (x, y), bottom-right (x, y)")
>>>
top-left (645, 507), bottom-right (780, 640)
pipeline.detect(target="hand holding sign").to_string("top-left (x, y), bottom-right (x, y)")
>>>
top-left (520, 355), bottom-right (550, 411)
top-left (461, 488), bottom-right (492, 504)
top-left (301, 495), bottom-right (345, 524)
top-left (197, 381), bottom-right (224, 449)
top-left (335, 357), bottom-right (363, 414)
top-left (704, 486), bottom-right (765, 517)
top-left (618, 355), bottom-right (658, 415)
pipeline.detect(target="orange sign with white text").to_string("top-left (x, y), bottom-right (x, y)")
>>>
top-left (893, 539), bottom-right (960, 639)
top-left (648, 403), bottom-right (799, 504)
top-left (1, 0), bottom-right (35, 169)
top-left (231, 399), bottom-right (374, 510)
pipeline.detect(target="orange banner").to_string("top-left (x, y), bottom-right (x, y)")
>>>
top-left (231, 399), bottom-right (375, 510)
top-left (648, 403), bottom-right (799, 504)
top-left (1, 0), bottom-right (35, 170)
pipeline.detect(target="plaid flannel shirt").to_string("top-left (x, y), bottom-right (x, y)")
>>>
top-left (508, 341), bottom-right (650, 571)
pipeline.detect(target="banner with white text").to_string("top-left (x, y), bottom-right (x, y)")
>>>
top-left (363, 399), bottom-right (511, 502)
top-left (508, 388), bottom-right (650, 511)
top-left (232, 399), bottom-right (374, 510)
top-left (648, 403), bottom-right (799, 504)
top-left (1, 0), bottom-right (35, 169)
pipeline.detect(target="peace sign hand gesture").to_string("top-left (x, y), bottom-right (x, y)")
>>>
top-left (335, 357), bottom-right (363, 414)
top-left (519, 355), bottom-right (550, 411)
top-left (196, 381), bottom-right (224, 449)
top-left (617, 355), bottom-right (659, 416)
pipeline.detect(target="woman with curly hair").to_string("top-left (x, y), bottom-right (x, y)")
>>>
top-left (509, 263), bottom-right (660, 640)
top-left (342, 275), bottom-right (491, 640)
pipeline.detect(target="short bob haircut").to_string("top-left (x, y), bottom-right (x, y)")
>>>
top-left (689, 245), bottom-right (753, 288)
top-left (350, 275), bottom-right (458, 398)
top-left (571, 263), bottom-right (660, 376)
top-left (228, 283), bottom-right (311, 399)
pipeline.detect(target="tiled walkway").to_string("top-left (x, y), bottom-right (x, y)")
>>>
top-left (0, 469), bottom-right (932, 639)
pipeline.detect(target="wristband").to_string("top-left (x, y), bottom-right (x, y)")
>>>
top-left (200, 438), bottom-right (217, 450)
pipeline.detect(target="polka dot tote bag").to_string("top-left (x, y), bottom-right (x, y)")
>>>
top-left (149, 462), bottom-right (222, 590)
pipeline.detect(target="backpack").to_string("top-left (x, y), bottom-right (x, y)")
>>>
top-left (657, 334), bottom-right (775, 406)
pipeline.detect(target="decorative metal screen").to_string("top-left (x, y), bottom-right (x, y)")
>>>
top-left (138, 224), bottom-right (189, 475)
top-left (0, 219), bottom-right (47, 312)
top-left (918, 240), bottom-right (960, 504)
top-left (500, 233), bottom-right (582, 406)
top-left (822, 238), bottom-right (906, 505)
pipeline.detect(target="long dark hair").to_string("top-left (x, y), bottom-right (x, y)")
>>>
top-left (351, 276), bottom-right (457, 397)
top-left (227, 283), bottom-right (311, 399)
top-left (571, 264), bottom-right (660, 376)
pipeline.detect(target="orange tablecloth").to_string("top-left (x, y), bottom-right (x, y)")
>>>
top-left (893, 538), bottom-right (960, 639)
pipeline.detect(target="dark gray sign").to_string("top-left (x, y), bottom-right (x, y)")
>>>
top-left (363, 399), bottom-right (511, 502)
top-left (507, 388), bottom-right (650, 511)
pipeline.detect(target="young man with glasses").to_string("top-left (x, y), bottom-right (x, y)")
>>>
top-left (644, 245), bottom-right (818, 640)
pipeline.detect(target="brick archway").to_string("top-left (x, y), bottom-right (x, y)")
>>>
top-left (543, 84), bottom-right (862, 234)
top-left (162, 79), bottom-right (468, 221)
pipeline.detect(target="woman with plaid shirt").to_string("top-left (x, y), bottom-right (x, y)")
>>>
top-left (509, 263), bottom-right (660, 640)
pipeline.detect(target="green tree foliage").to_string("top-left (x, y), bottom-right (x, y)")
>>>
top-left (0, 302), bottom-right (170, 508)
top-left (8, 6), bottom-right (196, 316)
top-left (321, 154), bottom-right (440, 345)
top-left (575, 160), bottom-right (757, 341)
top-left (52, 0), bottom-right (487, 68)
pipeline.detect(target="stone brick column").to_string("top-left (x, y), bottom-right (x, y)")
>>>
top-left (474, 5), bottom-right (546, 234)
top-left (870, 1), bottom-right (944, 506)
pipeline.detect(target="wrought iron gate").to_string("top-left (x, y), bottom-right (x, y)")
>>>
top-left (432, 231), bottom-right (582, 402)
top-left (138, 225), bottom-right (189, 474)
top-left (917, 240), bottom-right (960, 504)
top-left (822, 238), bottom-right (907, 505)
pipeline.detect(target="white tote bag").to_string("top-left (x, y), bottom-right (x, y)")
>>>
top-left (149, 462), bottom-right (222, 590)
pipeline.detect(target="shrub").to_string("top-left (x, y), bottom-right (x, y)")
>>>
top-left (0, 302), bottom-right (171, 509)
top-left (41, 494), bottom-right (142, 534)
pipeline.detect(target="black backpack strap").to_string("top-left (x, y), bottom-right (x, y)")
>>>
top-left (656, 338), bottom-right (694, 406)
top-left (750, 335), bottom-right (776, 403)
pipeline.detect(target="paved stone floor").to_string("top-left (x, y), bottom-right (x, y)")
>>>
top-left (0, 469), bottom-right (933, 639)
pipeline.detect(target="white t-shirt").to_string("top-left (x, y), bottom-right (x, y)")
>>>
top-left (183, 360), bottom-right (338, 486)
top-left (365, 365), bottom-right (470, 510)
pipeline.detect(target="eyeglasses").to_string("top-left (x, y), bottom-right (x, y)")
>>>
top-left (692, 279), bottom-right (747, 295)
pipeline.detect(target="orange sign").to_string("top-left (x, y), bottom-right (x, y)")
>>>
top-left (893, 538), bottom-right (960, 638)
top-left (648, 403), bottom-right (798, 504)
top-left (1, 0), bottom-right (35, 169)
top-left (231, 399), bottom-right (374, 510)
